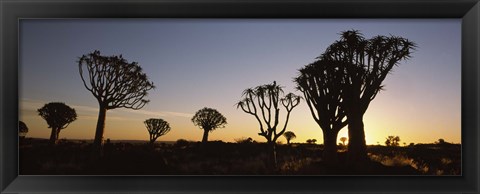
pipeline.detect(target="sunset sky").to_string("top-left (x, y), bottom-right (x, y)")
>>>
top-left (19, 19), bottom-right (461, 145)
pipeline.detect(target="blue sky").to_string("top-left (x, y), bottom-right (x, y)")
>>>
top-left (19, 19), bottom-right (461, 144)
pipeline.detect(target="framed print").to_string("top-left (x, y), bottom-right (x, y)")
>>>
top-left (1, 0), bottom-right (479, 193)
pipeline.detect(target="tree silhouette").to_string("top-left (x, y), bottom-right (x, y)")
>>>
top-left (385, 136), bottom-right (400, 147)
top-left (295, 59), bottom-right (348, 163)
top-left (19, 121), bottom-right (29, 139)
top-left (340, 137), bottom-right (348, 146)
top-left (437, 138), bottom-right (446, 144)
top-left (283, 131), bottom-right (296, 145)
top-left (191, 107), bottom-right (227, 144)
top-left (306, 139), bottom-right (317, 144)
top-left (78, 50), bottom-right (155, 150)
top-left (319, 30), bottom-right (416, 163)
top-left (144, 118), bottom-right (171, 145)
top-left (37, 102), bottom-right (77, 145)
top-left (236, 81), bottom-right (301, 168)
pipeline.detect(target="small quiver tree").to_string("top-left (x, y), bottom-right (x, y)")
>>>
top-left (340, 137), bottom-right (348, 146)
top-left (144, 118), bottom-right (171, 145)
top-left (19, 121), bottom-right (29, 139)
top-left (385, 136), bottom-right (400, 147)
top-left (283, 131), bottom-right (296, 145)
top-left (191, 107), bottom-right (227, 144)
top-left (37, 102), bottom-right (77, 145)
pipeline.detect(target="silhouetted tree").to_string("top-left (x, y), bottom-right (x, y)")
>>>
top-left (319, 30), bottom-right (416, 163)
top-left (235, 137), bottom-right (253, 144)
top-left (295, 59), bottom-right (348, 163)
top-left (37, 102), bottom-right (77, 145)
top-left (236, 81), bottom-right (301, 168)
top-left (78, 50), bottom-right (155, 150)
top-left (340, 137), bottom-right (348, 146)
top-left (385, 136), bottom-right (400, 147)
top-left (306, 139), bottom-right (317, 144)
top-left (19, 121), bottom-right (29, 139)
top-left (144, 118), bottom-right (171, 145)
top-left (191, 107), bottom-right (227, 144)
top-left (283, 131), bottom-right (296, 145)
top-left (175, 139), bottom-right (190, 148)
top-left (437, 138), bottom-right (446, 144)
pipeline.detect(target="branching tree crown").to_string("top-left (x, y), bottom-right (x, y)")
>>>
top-left (144, 118), bottom-right (171, 144)
top-left (79, 50), bottom-right (155, 110)
top-left (320, 30), bottom-right (416, 114)
top-left (37, 102), bottom-right (77, 144)
top-left (191, 107), bottom-right (228, 131)
top-left (296, 60), bottom-right (347, 132)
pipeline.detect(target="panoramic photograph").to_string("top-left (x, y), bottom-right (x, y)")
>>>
top-left (19, 19), bottom-right (461, 175)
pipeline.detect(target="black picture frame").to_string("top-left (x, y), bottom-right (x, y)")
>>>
top-left (1, 0), bottom-right (479, 193)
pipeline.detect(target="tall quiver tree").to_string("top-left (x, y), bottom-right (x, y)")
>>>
top-left (191, 107), bottom-right (227, 144)
top-left (144, 118), bottom-right (171, 145)
top-left (19, 121), bottom-right (29, 139)
top-left (78, 50), bottom-right (155, 150)
top-left (320, 30), bottom-right (416, 164)
top-left (236, 81), bottom-right (301, 168)
top-left (295, 60), bottom-right (348, 164)
top-left (37, 102), bottom-right (77, 145)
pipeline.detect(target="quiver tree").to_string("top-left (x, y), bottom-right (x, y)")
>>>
top-left (295, 59), bottom-right (348, 164)
top-left (191, 107), bottom-right (227, 144)
top-left (306, 139), bottom-right (317, 144)
top-left (283, 131), bottom-right (296, 145)
top-left (385, 136), bottom-right (400, 147)
top-left (236, 81), bottom-right (301, 168)
top-left (319, 30), bottom-right (416, 164)
top-left (19, 121), bottom-right (29, 139)
top-left (78, 50), bottom-right (155, 150)
top-left (144, 118), bottom-right (171, 145)
top-left (37, 102), bottom-right (77, 145)
top-left (340, 137), bottom-right (348, 146)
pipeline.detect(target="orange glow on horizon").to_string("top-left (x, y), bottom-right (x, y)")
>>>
top-left (20, 96), bottom-right (461, 145)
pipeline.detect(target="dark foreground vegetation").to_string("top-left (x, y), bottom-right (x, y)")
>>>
top-left (20, 138), bottom-right (460, 175)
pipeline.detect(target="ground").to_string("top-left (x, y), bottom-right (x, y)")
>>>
top-left (19, 138), bottom-right (461, 175)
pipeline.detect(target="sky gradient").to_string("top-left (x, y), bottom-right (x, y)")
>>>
top-left (19, 19), bottom-right (461, 145)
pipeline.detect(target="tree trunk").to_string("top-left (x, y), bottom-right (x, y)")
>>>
top-left (49, 127), bottom-right (58, 145)
top-left (202, 130), bottom-right (209, 143)
top-left (347, 113), bottom-right (367, 167)
top-left (323, 130), bottom-right (339, 165)
top-left (287, 139), bottom-right (291, 145)
top-left (93, 106), bottom-right (107, 150)
top-left (267, 141), bottom-right (278, 170)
